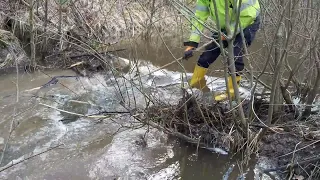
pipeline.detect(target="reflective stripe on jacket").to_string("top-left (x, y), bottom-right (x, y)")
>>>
top-left (189, 0), bottom-right (260, 43)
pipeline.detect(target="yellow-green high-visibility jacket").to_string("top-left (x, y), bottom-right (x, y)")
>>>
top-left (189, 0), bottom-right (260, 43)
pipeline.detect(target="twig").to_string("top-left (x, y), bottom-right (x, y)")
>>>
top-left (244, 68), bottom-right (272, 90)
top-left (135, 40), bottom-right (215, 80)
top-left (0, 56), bottom-right (20, 165)
top-left (277, 140), bottom-right (320, 158)
top-left (0, 105), bottom-right (37, 127)
top-left (0, 109), bottom-right (15, 165)
top-left (224, 96), bottom-right (248, 114)
top-left (39, 103), bottom-right (117, 118)
top-left (195, 135), bottom-right (201, 156)
top-left (88, 111), bottom-right (131, 116)
top-left (0, 144), bottom-right (63, 172)
top-left (29, 0), bottom-right (36, 69)
top-left (69, 100), bottom-right (96, 106)
top-left (222, 164), bottom-right (235, 180)
top-left (67, 49), bottom-right (126, 59)
top-left (288, 142), bottom-right (301, 179)
top-left (263, 156), bottom-right (320, 173)
top-left (20, 0), bottom-right (30, 7)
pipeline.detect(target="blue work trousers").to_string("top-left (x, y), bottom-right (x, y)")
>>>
top-left (197, 17), bottom-right (261, 74)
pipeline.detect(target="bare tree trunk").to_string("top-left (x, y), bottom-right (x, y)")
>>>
top-left (40, 0), bottom-right (48, 63)
top-left (29, 0), bottom-right (36, 69)
top-left (266, 22), bottom-right (285, 125)
top-left (207, 0), bottom-right (245, 135)
top-left (58, 0), bottom-right (62, 35)
top-left (302, 48), bottom-right (320, 117)
top-left (301, 1), bottom-right (320, 117)
top-left (145, 0), bottom-right (156, 40)
top-left (273, 0), bottom-right (287, 113)
top-left (227, 43), bottom-right (247, 126)
top-left (223, 0), bottom-right (246, 128)
top-left (58, 0), bottom-right (64, 52)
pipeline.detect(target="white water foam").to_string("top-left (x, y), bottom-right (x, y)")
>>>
top-left (147, 161), bottom-right (180, 180)
top-left (88, 127), bottom-right (175, 179)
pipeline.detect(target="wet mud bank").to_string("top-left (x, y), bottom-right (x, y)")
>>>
top-left (259, 118), bottom-right (320, 179)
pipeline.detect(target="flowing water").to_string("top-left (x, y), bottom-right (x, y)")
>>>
top-left (0, 39), bottom-right (281, 179)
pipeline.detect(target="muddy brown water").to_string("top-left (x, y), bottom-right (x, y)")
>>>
top-left (113, 34), bottom-right (303, 88)
top-left (113, 36), bottom-right (266, 75)
top-left (0, 34), bottom-right (287, 179)
top-left (0, 68), bottom-right (265, 179)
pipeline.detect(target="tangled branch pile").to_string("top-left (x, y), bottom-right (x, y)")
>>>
top-left (138, 88), bottom-right (320, 178)
top-left (143, 91), bottom-right (291, 152)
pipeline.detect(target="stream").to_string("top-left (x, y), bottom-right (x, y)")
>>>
top-left (0, 58), bottom-right (278, 180)
top-left (0, 36), bottom-right (293, 179)
top-left (0, 0), bottom-right (319, 176)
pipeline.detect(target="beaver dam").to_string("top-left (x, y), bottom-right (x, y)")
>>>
top-left (136, 89), bottom-right (320, 179)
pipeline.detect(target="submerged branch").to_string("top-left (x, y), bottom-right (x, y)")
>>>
top-left (0, 144), bottom-right (63, 173)
top-left (39, 103), bottom-right (126, 118)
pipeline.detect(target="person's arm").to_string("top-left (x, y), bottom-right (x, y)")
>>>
top-left (185, 0), bottom-right (210, 47)
top-left (229, 0), bottom-right (260, 36)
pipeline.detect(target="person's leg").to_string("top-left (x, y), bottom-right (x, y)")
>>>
top-left (233, 16), bottom-right (260, 74)
top-left (189, 43), bottom-right (221, 89)
top-left (197, 43), bottom-right (221, 68)
top-left (215, 17), bottom-right (260, 101)
top-left (214, 41), bottom-right (243, 101)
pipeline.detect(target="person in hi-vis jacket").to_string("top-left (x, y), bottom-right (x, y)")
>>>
top-left (183, 0), bottom-right (260, 101)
